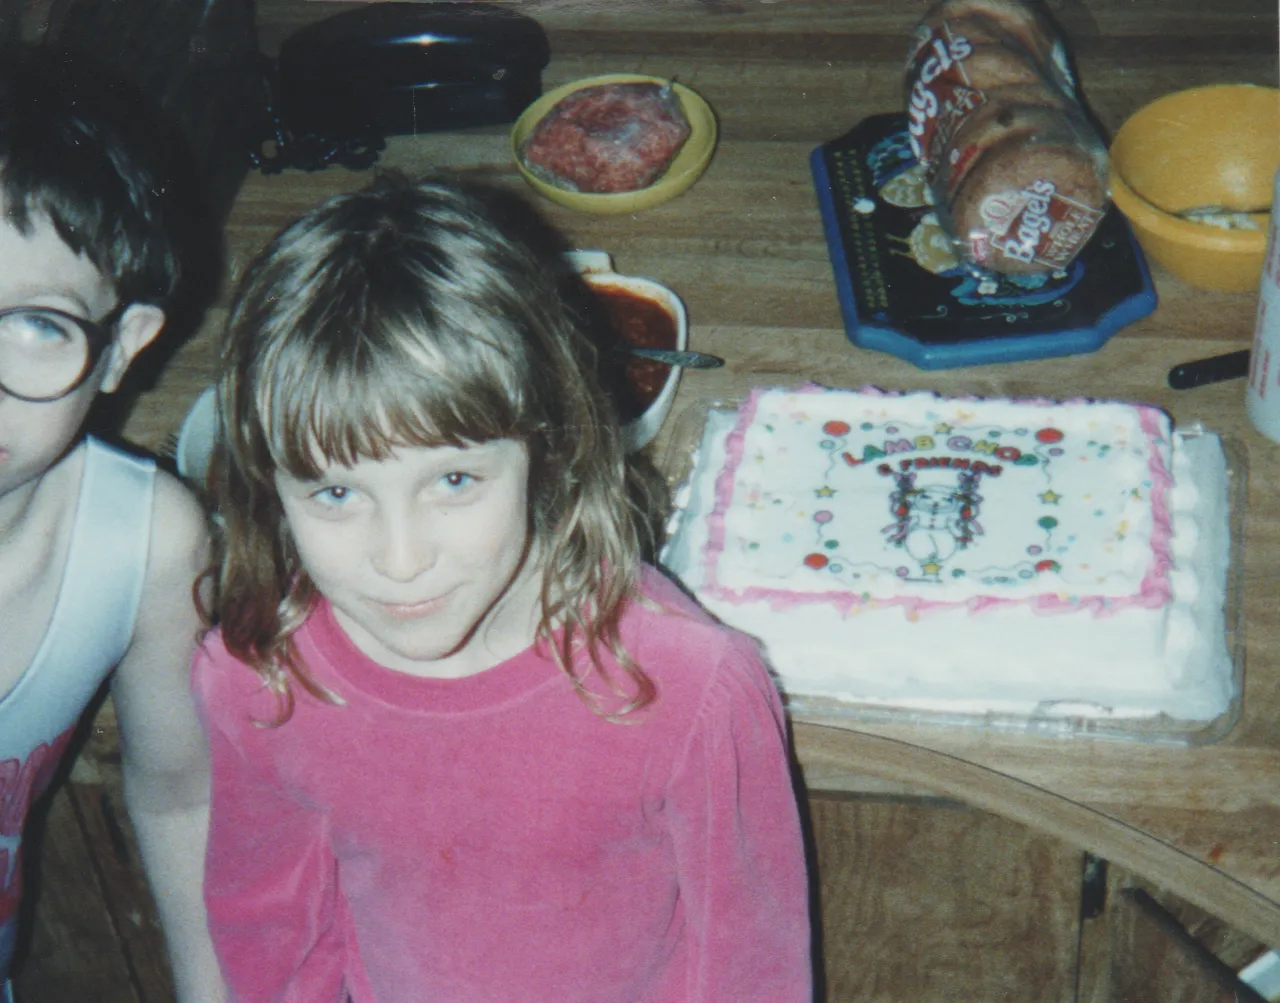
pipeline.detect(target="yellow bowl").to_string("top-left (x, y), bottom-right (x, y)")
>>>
top-left (1109, 83), bottom-right (1279, 293)
top-left (511, 73), bottom-right (718, 215)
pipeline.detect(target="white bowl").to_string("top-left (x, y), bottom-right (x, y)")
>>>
top-left (565, 250), bottom-right (688, 452)
top-left (175, 385), bottom-right (218, 486)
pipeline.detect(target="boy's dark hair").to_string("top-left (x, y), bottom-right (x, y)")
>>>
top-left (0, 46), bottom-right (186, 308)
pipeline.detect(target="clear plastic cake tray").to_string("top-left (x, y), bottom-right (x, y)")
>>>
top-left (658, 398), bottom-right (1246, 746)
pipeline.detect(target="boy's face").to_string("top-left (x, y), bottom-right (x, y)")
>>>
top-left (274, 438), bottom-right (544, 679)
top-left (0, 195), bottom-right (164, 504)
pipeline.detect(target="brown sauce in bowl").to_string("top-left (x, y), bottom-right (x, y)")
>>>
top-left (592, 285), bottom-right (679, 421)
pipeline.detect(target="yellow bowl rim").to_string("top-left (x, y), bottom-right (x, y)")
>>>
top-left (1108, 82), bottom-right (1276, 253)
top-left (511, 73), bottom-right (718, 212)
top-left (1109, 167), bottom-right (1268, 254)
top-left (1116, 81), bottom-right (1279, 121)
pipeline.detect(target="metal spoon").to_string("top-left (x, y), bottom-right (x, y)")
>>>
top-left (619, 345), bottom-right (725, 369)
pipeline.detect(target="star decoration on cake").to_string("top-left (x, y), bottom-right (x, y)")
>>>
top-left (815, 486), bottom-right (836, 498)
top-left (934, 422), bottom-right (952, 435)
top-left (921, 561), bottom-right (942, 575)
top-left (1039, 490), bottom-right (1062, 504)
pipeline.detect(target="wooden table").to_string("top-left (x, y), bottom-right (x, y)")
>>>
top-left (125, 0), bottom-right (1280, 950)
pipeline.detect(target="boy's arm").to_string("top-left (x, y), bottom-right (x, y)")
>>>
top-left (110, 470), bottom-right (228, 1003)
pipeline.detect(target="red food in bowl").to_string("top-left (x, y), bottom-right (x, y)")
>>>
top-left (593, 285), bottom-right (678, 421)
top-left (520, 82), bottom-right (692, 194)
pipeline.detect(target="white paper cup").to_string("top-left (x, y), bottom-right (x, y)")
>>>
top-left (1245, 169), bottom-right (1280, 443)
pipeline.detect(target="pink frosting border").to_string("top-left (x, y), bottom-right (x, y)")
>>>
top-left (699, 384), bottom-right (1175, 619)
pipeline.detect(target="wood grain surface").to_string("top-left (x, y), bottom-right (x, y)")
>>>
top-left (111, 0), bottom-right (1280, 947)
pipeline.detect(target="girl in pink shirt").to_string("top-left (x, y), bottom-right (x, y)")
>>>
top-left (194, 175), bottom-right (812, 1003)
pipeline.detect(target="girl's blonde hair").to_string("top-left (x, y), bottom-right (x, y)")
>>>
top-left (211, 174), bottom-right (654, 721)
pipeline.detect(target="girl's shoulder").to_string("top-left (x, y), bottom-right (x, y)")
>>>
top-left (190, 625), bottom-right (281, 723)
top-left (630, 564), bottom-right (721, 636)
top-left (627, 565), bottom-right (774, 686)
top-left (622, 566), bottom-right (785, 742)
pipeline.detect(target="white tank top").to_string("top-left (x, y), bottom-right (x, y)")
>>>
top-left (0, 436), bottom-right (154, 976)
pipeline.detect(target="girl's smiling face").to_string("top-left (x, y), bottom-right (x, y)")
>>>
top-left (274, 438), bottom-right (543, 679)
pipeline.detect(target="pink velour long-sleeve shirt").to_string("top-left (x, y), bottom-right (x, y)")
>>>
top-left (192, 565), bottom-right (812, 1003)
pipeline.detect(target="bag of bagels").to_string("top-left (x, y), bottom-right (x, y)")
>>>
top-left (905, 0), bottom-right (1109, 276)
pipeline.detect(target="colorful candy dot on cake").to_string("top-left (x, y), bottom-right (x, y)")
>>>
top-left (896, 566), bottom-right (909, 577)
top-left (814, 510), bottom-right (833, 524)
top-left (1049, 447), bottom-right (1064, 456)
top-left (1035, 559), bottom-right (1060, 573)
top-left (824, 539), bottom-right (839, 549)
top-left (886, 426), bottom-right (899, 434)
top-left (1038, 516), bottom-right (1058, 530)
top-left (1036, 428), bottom-right (1065, 444)
top-left (804, 553), bottom-right (829, 569)
top-left (1027, 545), bottom-right (1042, 555)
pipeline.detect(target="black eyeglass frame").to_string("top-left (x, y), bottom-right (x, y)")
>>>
top-left (0, 302), bottom-right (127, 403)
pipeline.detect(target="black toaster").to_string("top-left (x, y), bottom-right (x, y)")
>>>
top-left (256, 2), bottom-right (551, 173)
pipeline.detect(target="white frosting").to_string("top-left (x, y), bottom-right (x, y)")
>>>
top-left (662, 387), bottom-right (1233, 721)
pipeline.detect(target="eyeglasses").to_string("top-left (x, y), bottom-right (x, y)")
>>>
top-left (0, 304), bottom-right (126, 402)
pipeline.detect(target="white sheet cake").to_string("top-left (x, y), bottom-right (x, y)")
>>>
top-left (661, 386), bottom-right (1235, 724)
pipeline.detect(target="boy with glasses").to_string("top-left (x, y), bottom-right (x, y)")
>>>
top-left (0, 49), bottom-right (225, 1001)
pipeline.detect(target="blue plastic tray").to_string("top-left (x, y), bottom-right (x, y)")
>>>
top-left (811, 113), bottom-right (1157, 370)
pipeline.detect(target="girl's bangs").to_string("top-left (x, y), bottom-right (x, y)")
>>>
top-left (257, 311), bottom-right (530, 480)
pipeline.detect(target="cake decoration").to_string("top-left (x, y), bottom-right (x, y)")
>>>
top-left (662, 385), bottom-right (1235, 727)
top-left (700, 385), bottom-right (1172, 617)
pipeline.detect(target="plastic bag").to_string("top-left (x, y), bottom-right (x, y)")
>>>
top-left (905, 0), bottom-right (1109, 276)
top-left (519, 82), bottom-right (691, 194)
